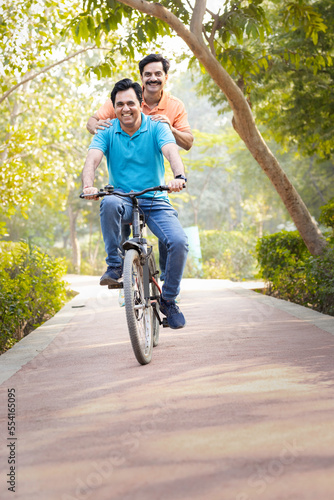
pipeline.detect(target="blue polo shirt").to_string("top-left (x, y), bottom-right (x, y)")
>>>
top-left (88, 113), bottom-right (176, 200)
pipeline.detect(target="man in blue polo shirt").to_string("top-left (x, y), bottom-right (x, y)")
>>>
top-left (82, 78), bottom-right (188, 329)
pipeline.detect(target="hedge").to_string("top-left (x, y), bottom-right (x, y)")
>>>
top-left (256, 231), bottom-right (334, 316)
top-left (0, 242), bottom-right (68, 353)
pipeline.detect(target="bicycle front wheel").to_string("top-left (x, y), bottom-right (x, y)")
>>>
top-left (123, 249), bottom-right (153, 365)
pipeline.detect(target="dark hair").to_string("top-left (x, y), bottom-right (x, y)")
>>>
top-left (138, 54), bottom-right (170, 75)
top-left (110, 78), bottom-right (142, 106)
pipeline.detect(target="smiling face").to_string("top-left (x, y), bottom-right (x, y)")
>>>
top-left (114, 88), bottom-right (142, 134)
top-left (140, 61), bottom-right (168, 96)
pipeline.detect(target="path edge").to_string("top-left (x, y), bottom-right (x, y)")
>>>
top-left (232, 287), bottom-right (334, 336)
top-left (0, 294), bottom-right (84, 385)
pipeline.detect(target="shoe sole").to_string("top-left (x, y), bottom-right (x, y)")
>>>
top-left (168, 321), bottom-right (186, 330)
top-left (100, 277), bottom-right (123, 287)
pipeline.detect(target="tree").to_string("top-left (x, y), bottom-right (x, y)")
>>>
top-left (0, 0), bottom-right (122, 270)
top-left (252, 0), bottom-right (334, 164)
top-left (0, 0), bottom-right (120, 215)
top-left (195, 0), bottom-right (334, 161)
top-left (70, 0), bottom-right (330, 255)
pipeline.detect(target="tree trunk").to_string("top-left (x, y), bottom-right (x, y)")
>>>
top-left (117, 0), bottom-right (327, 256)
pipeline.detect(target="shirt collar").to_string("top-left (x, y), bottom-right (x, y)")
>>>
top-left (142, 88), bottom-right (168, 111)
top-left (114, 113), bottom-right (148, 136)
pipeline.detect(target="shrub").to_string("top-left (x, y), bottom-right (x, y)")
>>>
top-left (255, 230), bottom-right (309, 281)
top-left (0, 242), bottom-right (68, 353)
top-left (304, 247), bottom-right (334, 316)
top-left (319, 198), bottom-right (334, 242)
top-left (256, 231), bottom-right (334, 316)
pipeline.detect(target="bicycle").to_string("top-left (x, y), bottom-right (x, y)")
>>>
top-left (80, 184), bottom-right (171, 365)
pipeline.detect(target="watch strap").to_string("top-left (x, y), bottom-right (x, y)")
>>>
top-left (175, 174), bottom-right (187, 182)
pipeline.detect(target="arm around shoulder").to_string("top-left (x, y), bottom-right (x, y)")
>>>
top-left (86, 100), bottom-right (115, 135)
top-left (87, 113), bottom-right (100, 135)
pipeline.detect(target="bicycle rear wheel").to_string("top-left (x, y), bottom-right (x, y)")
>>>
top-left (123, 249), bottom-right (153, 365)
top-left (149, 252), bottom-right (160, 347)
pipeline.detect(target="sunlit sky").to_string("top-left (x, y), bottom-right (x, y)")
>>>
top-left (207, 0), bottom-right (222, 13)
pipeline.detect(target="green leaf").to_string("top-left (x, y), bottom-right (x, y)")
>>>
top-left (258, 25), bottom-right (265, 44)
top-left (78, 17), bottom-right (89, 42)
top-left (260, 57), bottom-right (268, 70)
top-left (251, 24), bottom-right (258, 39)
top-left (295, 52), bottom-right (300, 69)
top-left (311, 31), bottom-right (318, 45)
top-left (86, 15), bottom-right (95, 35)
top-left (137, 26), bottom-right (146, 42)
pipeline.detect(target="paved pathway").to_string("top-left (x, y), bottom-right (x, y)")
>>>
top-left (1, 277), bottom-right (334, 500)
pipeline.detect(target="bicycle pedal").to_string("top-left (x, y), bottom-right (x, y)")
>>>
top-left (162, 317), bottom-right (170, 328)
top-left (108, 282), bottom-right (123, 289)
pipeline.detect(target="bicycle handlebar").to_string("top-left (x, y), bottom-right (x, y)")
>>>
top-left (80, 184), bottom-right (174, 199)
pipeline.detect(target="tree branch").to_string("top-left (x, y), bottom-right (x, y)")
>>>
top-left (117, 0), bottom-right (207, 51)
top-left (0, 46), bottom-right (97, 105)
top-left (207, 12), bottom-right (221, 57)
top-left (190, 0), bottom-right (207, 39)
top-left (202, 30), bottom-right (215, 56)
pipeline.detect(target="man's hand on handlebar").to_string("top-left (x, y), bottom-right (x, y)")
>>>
top-left (83, 186), bottom-right (99, 200)
top-left (80, 183), bottom-right (185, 200)
top-left (168, 178), bottom-right (186, 192)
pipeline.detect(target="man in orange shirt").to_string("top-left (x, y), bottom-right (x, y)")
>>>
top-left (86, 54), bottom-right (194, 151)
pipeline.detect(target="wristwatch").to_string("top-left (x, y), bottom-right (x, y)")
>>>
top-left (175, 174), bottom-right (187, 182)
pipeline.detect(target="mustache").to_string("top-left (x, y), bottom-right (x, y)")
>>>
top-left (146, 80), bottom-right (161, 85)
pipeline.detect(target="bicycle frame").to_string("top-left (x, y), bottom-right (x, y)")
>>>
top-left (80, 183), bottom-right (167, 311)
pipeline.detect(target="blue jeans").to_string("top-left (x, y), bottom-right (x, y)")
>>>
top-left (100, 195), bottom-right (189, 300)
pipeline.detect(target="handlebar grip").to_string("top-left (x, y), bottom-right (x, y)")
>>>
top-left (79, 192), bottom-right (103, 199)
top-left (159, 184), bottom-right (186, 191)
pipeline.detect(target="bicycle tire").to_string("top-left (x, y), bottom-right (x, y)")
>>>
top-left (148, 252), bottom-right (160, 347)
top-left (123, 249), bottom-right (153, 365)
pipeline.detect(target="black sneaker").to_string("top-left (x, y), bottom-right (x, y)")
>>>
top-left (160, 297), bottom-right (186, 329)
top-left (100, 266), bottom-right (123, 286)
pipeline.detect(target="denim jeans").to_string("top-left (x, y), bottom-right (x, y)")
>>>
top-left (100, 195), bottom-right (189, 300)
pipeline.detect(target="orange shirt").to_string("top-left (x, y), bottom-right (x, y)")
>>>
top-left (97, 90), bottom-right (191, 132)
